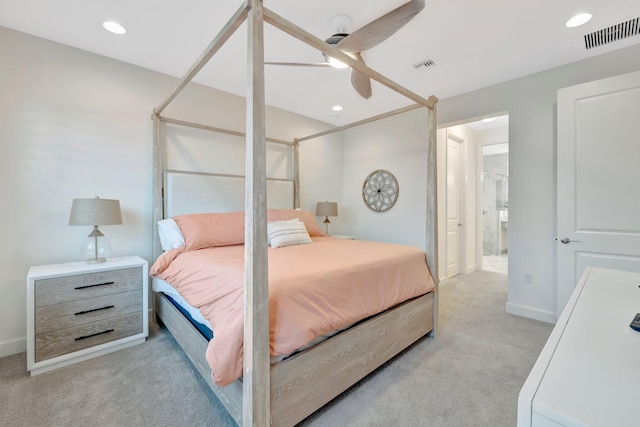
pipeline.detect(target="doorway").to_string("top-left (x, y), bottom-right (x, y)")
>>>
top-left (481, 142), bottom-right (509, 274)
top-left (437, 114), bottom-right (509, 281)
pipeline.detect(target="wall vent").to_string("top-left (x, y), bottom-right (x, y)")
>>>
top-left (584, 17), bottom-right (639, 50)
top-left (413, 58), bottom-right (438, 72)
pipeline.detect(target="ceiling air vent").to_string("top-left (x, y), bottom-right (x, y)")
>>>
top-left (413, 58), bottom-right (438, 72)
top-left (584, 17), bottom-right (639, 50)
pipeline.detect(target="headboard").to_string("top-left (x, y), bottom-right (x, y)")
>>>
top-left (164, 170), bottom-right (294, 218)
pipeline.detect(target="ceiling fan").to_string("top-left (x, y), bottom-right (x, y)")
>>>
top-left (266, 0), bottom-right (425, 99)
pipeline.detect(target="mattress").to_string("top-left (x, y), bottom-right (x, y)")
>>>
top-left (153, 277), bottom-right (211, 329)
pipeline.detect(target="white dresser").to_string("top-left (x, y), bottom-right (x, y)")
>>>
top-left (27, 256), bottom-right (148, 375)
top-left (518, 267), bottom-right (640, 426)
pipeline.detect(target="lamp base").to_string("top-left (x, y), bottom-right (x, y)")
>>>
top-left (81, 227), bottom-right (111, 263)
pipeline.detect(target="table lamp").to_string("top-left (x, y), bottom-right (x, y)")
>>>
top-left (315, 201), bottom-right (338, 235)
top-left (69, 196), bottom-right (122, 263)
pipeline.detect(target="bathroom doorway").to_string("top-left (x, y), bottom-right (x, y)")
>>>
top-left (437, 114), bottom-right (509, 281)
top-left (481, 142), bottom-right (509, 274)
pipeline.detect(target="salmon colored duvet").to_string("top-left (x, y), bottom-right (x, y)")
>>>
top-left (151, 236), bottom-right (435, 386)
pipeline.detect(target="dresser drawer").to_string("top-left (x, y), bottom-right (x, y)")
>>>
top-left (35, 312), bottom-right (143, 362)
top-left (35, 290), bottom-right (142, 334)
top-left (35, 266), bottom-right (142, 307)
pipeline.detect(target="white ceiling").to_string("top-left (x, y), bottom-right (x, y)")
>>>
top-left (1, 0), bottom-right (639, 125)
top-left (466, 114), bottom-right (509, 132)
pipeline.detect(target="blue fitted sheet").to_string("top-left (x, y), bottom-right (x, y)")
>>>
top-left (164, 293), bottom-right (213, 341)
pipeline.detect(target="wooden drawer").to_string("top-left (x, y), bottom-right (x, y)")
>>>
top-left (35, 290), bottom-right (142, 334)
top-left (35, 266), bottom-right (142, 307)
top-left (35, 312), bottom-right (143, 362)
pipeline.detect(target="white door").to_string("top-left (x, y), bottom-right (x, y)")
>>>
top-left (446, 133), bottom-right (463, 278)
top-left (557, 70), bottom-right (640, 316)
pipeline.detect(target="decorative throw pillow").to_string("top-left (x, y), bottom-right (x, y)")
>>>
top-left (267, 218), bottom-right (300, 246)
top-left (267, 209), bottom-right (325, 236)
top-left (267, 220), bottom-right (312, 249)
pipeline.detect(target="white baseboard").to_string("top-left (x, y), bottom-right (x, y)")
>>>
top-left (0, 337), bottom-right (26, 358)
top-left (465, 264), bottom-right (477, 275)
top-left (506, 302), bottom-right (556, 324)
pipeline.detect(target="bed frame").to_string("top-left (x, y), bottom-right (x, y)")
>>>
top-left (151, 1), bottom-right (439, 426)
top-left (156, 290), bottom-right (433, 426)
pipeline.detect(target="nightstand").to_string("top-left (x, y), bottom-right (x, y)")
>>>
top-left (27, 256), bottom-right (148, 375)
top-left (331, 234), bottom-right (356, 240)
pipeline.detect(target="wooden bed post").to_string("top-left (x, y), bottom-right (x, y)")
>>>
top-left (425, 95), bottom-right (439, 337)
top-left (293, 139), bottom-right (300, 209)
top-left (151, 112), bottom-right (163, 263)
top-left (244, 0), bottom-right (270, 426)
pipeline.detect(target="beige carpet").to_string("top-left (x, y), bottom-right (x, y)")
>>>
top-left (0, 270), bottom-right (552, 427)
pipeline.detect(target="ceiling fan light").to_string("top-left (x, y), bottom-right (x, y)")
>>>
top-left (322, 33), bottom-right (353, 68)
top-left (326, 55), bottom-right (350, 69)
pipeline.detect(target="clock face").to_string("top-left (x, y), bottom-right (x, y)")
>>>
top-left (362, 170), bottom-right (399, 212)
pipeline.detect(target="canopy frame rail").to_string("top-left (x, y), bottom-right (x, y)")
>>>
top-left (154, 2), bottom-right (250, 116)
top-left (295, 103), bottom-right (425, 143)
top-left (158, 116), bottom-right (294, 146)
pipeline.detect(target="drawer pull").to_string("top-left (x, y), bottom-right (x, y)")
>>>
top-left (74, 329), bottom-right (114, 341)
top-left (74, 305), bottom-right (115, 316)
top-left (74, 281), bottom-right (115, 290)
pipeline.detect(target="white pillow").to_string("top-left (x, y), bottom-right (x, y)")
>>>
top-left (267, 220), bottom-right (312, 249)
top-left (157, 218), bottom-right (185, 251)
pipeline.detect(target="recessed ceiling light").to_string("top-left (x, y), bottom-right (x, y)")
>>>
top-left (332, 105), bottom-right (343, 112)
top-left (481, 117), bottom-right (497, 123)
top-left (103, 21), bottom-right (126, 35)
top-left (566, 13), bottom-right (592, 28)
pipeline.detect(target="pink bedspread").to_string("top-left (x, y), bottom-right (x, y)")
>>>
top-left (151, 236), bottom-right (434, 386)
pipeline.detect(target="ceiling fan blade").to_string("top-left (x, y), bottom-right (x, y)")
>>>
top-left (265, 62), bottom-right (332, 67)
top-left (337, 0), bottom-right (425, 53)
top-left (350, 53), bottom-right (372, 99)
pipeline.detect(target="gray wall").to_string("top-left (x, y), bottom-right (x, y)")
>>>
top-left (438, 43), bottom-right (640, 322)
top-left (0, 26), bottom-right (343, 356)
top-left (340, 108), bottom-right (429, 250)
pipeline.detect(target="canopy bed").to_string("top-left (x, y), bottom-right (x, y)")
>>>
top-left (150, 1), bottom-right (439, 426)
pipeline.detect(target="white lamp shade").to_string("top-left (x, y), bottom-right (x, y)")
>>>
top-left (69, 197), bottom-right (122, 226)
top-left (316, 202), bottom-right (338, 217)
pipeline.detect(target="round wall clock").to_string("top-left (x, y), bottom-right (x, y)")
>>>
top-left (362, 169), bottom-right (399, 212)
